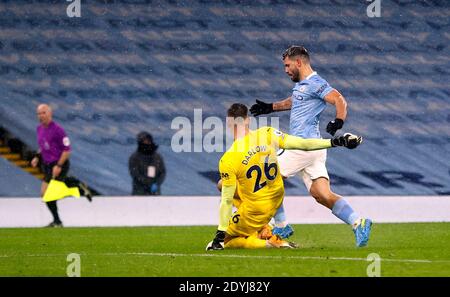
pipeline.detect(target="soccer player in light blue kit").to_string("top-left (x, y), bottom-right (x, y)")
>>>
top-left (250, 46), bottom-right (372, 247)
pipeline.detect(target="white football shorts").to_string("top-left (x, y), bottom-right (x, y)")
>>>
top-left (277, 148), bottom-right (329, 191)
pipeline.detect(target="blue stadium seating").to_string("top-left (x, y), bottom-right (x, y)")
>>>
top-left (0, 0), bottom-right (449, 196)
top-left (0, 157), bottom-right (40, 197)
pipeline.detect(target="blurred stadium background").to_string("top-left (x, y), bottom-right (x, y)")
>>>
top-left (0, 0), bottom-right (449, 225)
top-left (0, 0), bottom-right (450, 278)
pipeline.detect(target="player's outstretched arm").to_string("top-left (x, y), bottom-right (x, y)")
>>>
top-left (281, 133), bottom-right (362, 150)
top-left (324, 89), bottom-right (348, 136)
top-left (282, 134), bottom-right (332, 151)
top-left (250, 97), bottom-right (292, 116)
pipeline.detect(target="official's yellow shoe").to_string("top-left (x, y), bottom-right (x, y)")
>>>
top-left (267, 235), bottom-right (298, 249)
top-left (258, 224), bottom-right (273, 240)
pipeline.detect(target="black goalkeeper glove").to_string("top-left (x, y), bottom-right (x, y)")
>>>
top-left (326, 118), bottom-right (344, 136)
top-left (250, 100), bottom-right (274, 116)
top-left (206, 230), bottom-right (225, 251)
top-left (331, 133), bottom-right (363, 149)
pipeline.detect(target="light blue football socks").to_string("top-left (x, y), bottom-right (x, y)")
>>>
top-left (274, 204), bottom-right (287, 227)
top-left (331, 198), bottom-right (360, 225)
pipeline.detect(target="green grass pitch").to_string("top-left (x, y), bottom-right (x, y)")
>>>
top-left (0, 223), bottom-right (449, 276)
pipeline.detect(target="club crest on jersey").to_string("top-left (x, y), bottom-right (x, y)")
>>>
top-left (272, 129), bottom-right (285, 139)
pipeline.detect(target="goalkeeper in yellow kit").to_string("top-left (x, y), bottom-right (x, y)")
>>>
top-left (206, 103), bottom-right (362, 250)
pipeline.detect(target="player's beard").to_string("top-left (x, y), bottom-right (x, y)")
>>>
top-left (290, 68), bottom-right (300, 82)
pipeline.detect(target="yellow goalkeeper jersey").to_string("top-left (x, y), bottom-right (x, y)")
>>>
top-left (219, 126), bottom-right (286, 210)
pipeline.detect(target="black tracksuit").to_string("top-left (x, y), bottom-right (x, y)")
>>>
top-left (128, 150), bottom-right (166, 195)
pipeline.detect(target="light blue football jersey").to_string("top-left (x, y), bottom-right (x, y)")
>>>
top-left (289, 72), bottom-right (333, 139)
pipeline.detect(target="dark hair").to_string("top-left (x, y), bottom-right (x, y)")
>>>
top-left (227, 103), bottom-right (248, 118)
top-left (282, 45), bottom-right (310, 61)
top-left (137, 131), bottom-right (158, 154)
top-left (137, 131), bottom-right (153, 144)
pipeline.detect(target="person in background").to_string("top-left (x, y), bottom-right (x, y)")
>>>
top-left (31, 103), bottom-right (92, 227)
top-left (129, 132), bottom-right (166, 195)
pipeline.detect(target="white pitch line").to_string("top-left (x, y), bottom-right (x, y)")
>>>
top-left (1, 252), bottom-right (449, 264)
top-left (111, 252), bottom-right (447, 263)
